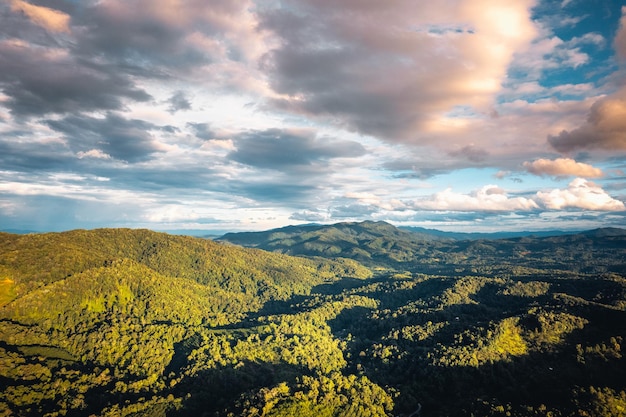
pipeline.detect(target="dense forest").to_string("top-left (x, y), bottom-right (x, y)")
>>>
top-left (1, 222), bottom-right (626, 416)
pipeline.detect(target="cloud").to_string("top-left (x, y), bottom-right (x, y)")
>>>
top-left (72, 0), bottom-right (265, 84)
top-left (188, 123), bottom-right (216, 141)
top-left (77, 150), bottom-right (113, 160)
top-left (330, 204), bottom-right (380, 219)
top-left (536, 178), bottom-right (625, 210)
top-left (0, 135), bottom-right (73, 172)
top-left (46, 113), bottom-right (162, 162)
top-left (409, 185), bottom-right (539, 212)
top-left (228, 128), bottom-right (367, 172)
top-left (230, 181), bottom-right (320, 204)
top-left (344, 192), bottom-right (406, 211)
top-left (290, 209), bottom-right (330, 222)
top-left (344, 179), bottom-right (625, 214)
top-left (0, 0), bottom-right (265, 118)
top-left (259, 0), bottom-right (538, 142)
top-left (10, 0), bottom-right (71, 33)
top-left (616, 6), bottom-right (626, 59)
top-left (542, 7), bottom-right (626, 154)
top-left (523, 158), bottom-right (604, 178)
top-left (1, 0), bottom-right (625, 234)
top-left (0, 39), bottom-right (152, 116)
top-left (167, 91), bottom-right (192, 113)
top-left (548, 89), bottom-right (626, 152)
top-left (449, 145), bottom-right (490, 163)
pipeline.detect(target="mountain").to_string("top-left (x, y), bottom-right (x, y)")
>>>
top-left (580, 227), bottom-right (626, 238)
top-left (0, 228), bottom-right (370, 308)
top-left (218, 221), bottom-right (626, 274)
top-left (218, 220), bottom-right (451, 266)
top-left (1, 226), bottom-right (626, 416)
top-left (399, 225), bottom-right (578, 240)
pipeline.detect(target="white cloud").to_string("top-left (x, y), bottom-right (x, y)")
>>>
top-left (410, 185), bottom-right (539, 212)
top-left (345, 192), bottom-right (407, 211)
top-left (523, 158), bottom-right (604, 178)
top-left (77, 149), bottom-right (112, 160)
top-left (536, 178), bottom-right (625, 211)
top-left (345, 179), bottom-right (624, 214)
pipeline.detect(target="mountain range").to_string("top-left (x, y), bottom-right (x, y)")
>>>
top-left (1, 222), bottom-right (626, 416)
top-left (218, 221), bottom-right (626, 273)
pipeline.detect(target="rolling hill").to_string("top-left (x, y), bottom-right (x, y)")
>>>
top-left (218, 221), bottom-right (626, 275)
top-left (1, 225), bottom-right (626, 416)
top-left (217, 220), bottom-right (452, 266)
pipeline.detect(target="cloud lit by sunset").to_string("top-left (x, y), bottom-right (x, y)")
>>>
top-left (0, 0), bottom-right (625, 233)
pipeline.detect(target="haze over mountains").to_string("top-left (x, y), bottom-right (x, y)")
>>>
top-left (1, 222), bottom-right (626, 416)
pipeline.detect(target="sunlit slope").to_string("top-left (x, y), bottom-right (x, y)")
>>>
top-left (0, 229), bottom-right (390, 417)
top-left (1, 227), bottom-right (626, 416)
top-left (0, 228), bottom-right (371, 307)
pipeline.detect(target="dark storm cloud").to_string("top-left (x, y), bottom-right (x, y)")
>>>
top-left (0, 193), bottom-right (146, 232)
top-left (228, 128), bottom-right (367, 172)
top-left (0, 194), bottom-right (88, 232)
top-left (46, 113), bottom-right (161, 162)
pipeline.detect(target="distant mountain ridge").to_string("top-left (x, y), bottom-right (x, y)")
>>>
top-left (2, 225), bottom-right (626, 416)
top-left (217, 220), bottom-right (452, 266)
top-left (218, 221), bottom-right (626, 271)
top-left (398, 225), bottom-right (581, 240)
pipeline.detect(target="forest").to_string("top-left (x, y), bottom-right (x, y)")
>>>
top-left (1, 222), bottom-right (626, 416)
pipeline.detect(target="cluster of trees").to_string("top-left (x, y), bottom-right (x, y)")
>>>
top-left (0, 227), bottom-right (625, 416)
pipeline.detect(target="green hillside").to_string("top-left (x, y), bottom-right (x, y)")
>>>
top-left (218, 221), bottom-right (451, 266)
top-left (219, 222), bottom-right (626, 275)
top-left (0, 228), bottom-right (370, 310)
top-left (1, 226), bottom-right (626, 416)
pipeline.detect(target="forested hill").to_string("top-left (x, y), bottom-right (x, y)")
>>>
top-left (2, 227), bottom-right (626, 416)
top-left (399, 225), bottom-right (579, 240)
top-left (218, 221), bottom-right (626, 273)
top-left (0, 228), bottom-right (370, 311)
top-left (217, 220), bottom-right (451, 265)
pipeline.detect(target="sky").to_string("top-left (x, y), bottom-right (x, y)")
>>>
top-left (1, 0), bottom-right (626, 234)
